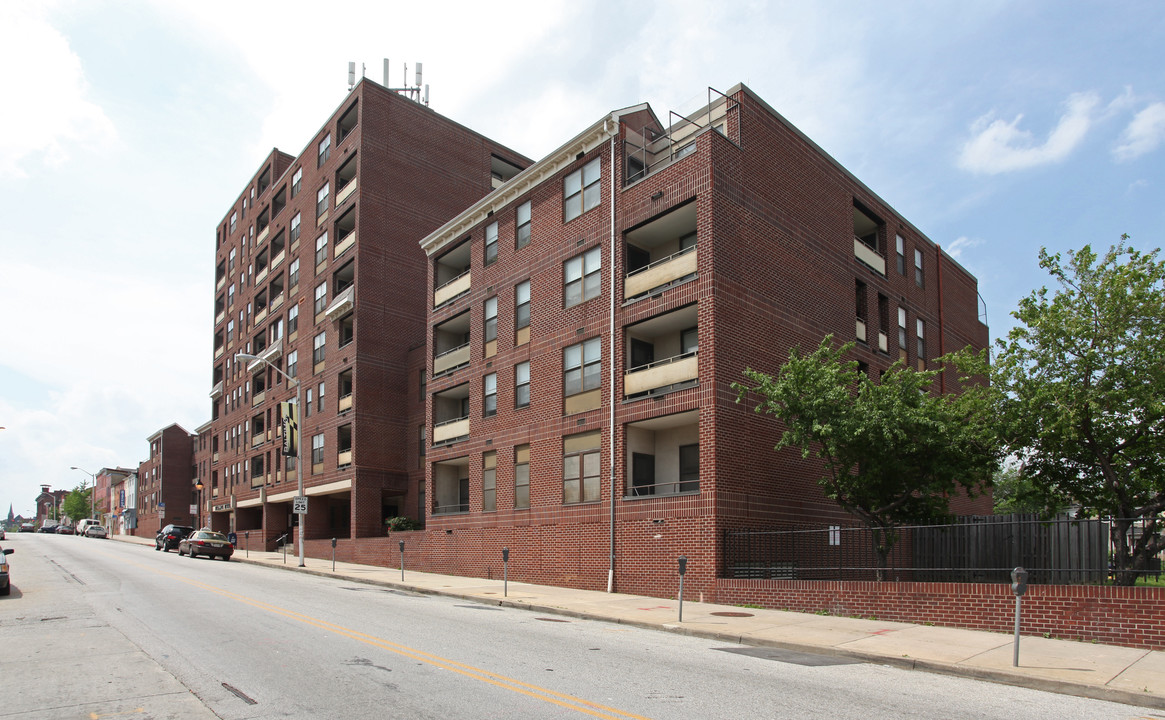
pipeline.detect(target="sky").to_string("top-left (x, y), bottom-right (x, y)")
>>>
top-left (1, 0), bottom-right (1163, 516)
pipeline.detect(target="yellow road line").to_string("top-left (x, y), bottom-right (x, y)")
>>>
top-left (123, 556), bottom-right (653, 720)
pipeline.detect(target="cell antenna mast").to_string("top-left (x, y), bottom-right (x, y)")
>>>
top-left (377, 58), bottom-right (429, 106)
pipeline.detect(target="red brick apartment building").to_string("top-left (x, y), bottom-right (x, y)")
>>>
top-left (414, 83), bottom-right (990, 598)
top-left (133, 423), bottom-right (196, 536)
top-left (205, 78), bottom-right (529, 548)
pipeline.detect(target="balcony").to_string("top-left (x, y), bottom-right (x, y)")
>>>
top-left (625, 410), bottom-right (699, 497)
top-left (338, 368), bottom-right (353, 413)
top-left (337, 450), bottom-right (353, 467)
top-left (336, 153), bottom-right (357, 207)
top-left (622, 89), bottom-right (738, 185)
top-left (433, 383), bottom-right (470, 445)
top-left (433, 311), bottom-right (470, 376)
top-left (624, 202), bottom-right (698, 300)
top-left (853, 237), bottom-right (886, 276)
top-left (434, 271), bottom-right (470, 308)
top-left (434, 240), bottom-right (471, 308)
top-left (433, 417), bottom-right (469, 444)
top-left (624, 305), bottom-right (699, 397)
top-left (339, 393), bottom-right (353, 413)
top-left (856, 318), bottom-right (867, 343)
top-left (336, 176), bottom-right (357, 206)
top-left (433, 457), bottom-right (469, 514)
top-left (852, 203), bottom-right (886, 276)
top-left (325, 285), bottom-right (355, 321)
top-left (625, 353), bottom-right (698, 396)
top-left (256, 225), bottom-right (269, 246)
top-left (334, 228), bottom-right (355, 258)
top-left (434, 344), bottom-right (469, 376)
top-left (209, 381), bottom-right (223, 400)
top-left (878, 331), bottom-right (888, 353)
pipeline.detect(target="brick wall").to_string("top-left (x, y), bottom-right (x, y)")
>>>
top-left (715, 579), bottom-right (1165, 650)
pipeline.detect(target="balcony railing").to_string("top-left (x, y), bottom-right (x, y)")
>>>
top-left (624, 351), bottom-right (698, 396)
top-left (433, 343), bottom-right (470, 376)
top-left (334, 229), bottom-right (355, 258)
top-left (339, 393), bottom-right (353, 412)
top-left (433, 502), bottom-right (469, 515)
top-left (337, 449), bottom-right (352, 467)
top-left (434, 270), bottom-right (470, 307)
top-left (433, 417), bottom-right (469, 444)
top-left (256, 225), bottom-right (270, 245)
top-left (336, 177), bottom-right (358, 206)
top-left (856, 318), bottom-right (867, 343)
top-left (854, 237), bottom-right (886, 276)
top-left (878, 332), bottom-right (888, 353)
top-left (624, 246), bottom-right (696, 299)
top-left (252, 389), bottom-right (266, 407)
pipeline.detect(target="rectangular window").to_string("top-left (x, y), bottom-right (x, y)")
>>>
top-left (564, 337), bottom-right (601, 396)
top-left (482, 451), bottom-right (496, 512)
top-left (287, 350), bottom-right (297, 379)
top-left (563, 158), bottom-right (601, 222)
top-left (515, 361), bottom-right (530, 408)
top-left (315, 233), bottom-right (328, 266)
top-left (914, 249), bottom-right (924, 288)
top-left (230, 211), bottom-right (237, 234)
top-left (317, 183), bottom-right (329, 218)
top-left (311, 433), bottom-right (324, 465)
top-left (314, 281), bottom-right (328, 315)
top-left (855, 279), bottom-right (868, 330)
top-left (515, 280), bottom-right (530, 344)
top-left (318, 133), bottom-right (331, 167)
top-left (898, 307), bottom-right (908, 362)
top-left (291, 168), bottom-right (302, 197)
top-left (288, 303), bottom-right (299, 335)
top-left (516, 201), bottom-right (531, 249)
top-left (514, 444), bottom-right (530, 509)
top-left (226, 319), bottom-right (235, 344)
top-left (483, 373), bottom-right (497, 417)
top-left (419, 370), bottom-right (426, 401)
top-left (679, 443), bottom-right (699, 492)
top-left (313, 331), bottom-right (326, 365)
top-left (896, 235), bottom-right (906, 275)
top-left (484, 296), bottom-right (497, 343)
top-left (318, 381), bottom-right (325, 412)
top-left (484, 222), bottom-right (498, 265)
top-left (305, 388), bottom-right (313, 418)
top-left (564, 246), bottom-right (601, 307)
top-left (563, 431), bottom-right (601, 504)
top-left (916, 319), bottom-right (926, 368)
top-left (289, 258), bottom-right (300, 288)
top-left (290, 213), bottom-right (301, 245)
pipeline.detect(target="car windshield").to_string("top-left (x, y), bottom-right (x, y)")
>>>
top-left (195, 532), bottom-right (228, 541)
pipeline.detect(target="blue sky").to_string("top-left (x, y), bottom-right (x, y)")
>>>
top-left (2, 0), bottom-right (1162, 515)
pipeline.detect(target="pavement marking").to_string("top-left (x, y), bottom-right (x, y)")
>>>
top-left (122, 556), bottom-right (655, 720)
top-left (88, 709), bottom-right (145, 719)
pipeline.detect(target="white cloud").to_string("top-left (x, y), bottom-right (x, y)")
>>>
top-left (0, 4), bottom-right (117, 178)
top-left (957, 92), bottom-right (1099, 174)
top-left (945, 236), bottom-right (982, 261)
top-left (1113, 102), bottom-right (1165, 162)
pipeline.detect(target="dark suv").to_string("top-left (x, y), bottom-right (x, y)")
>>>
top-left (155, 524), bottom-right (194, 552)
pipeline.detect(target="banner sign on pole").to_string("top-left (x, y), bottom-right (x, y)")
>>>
top-left (280, 401), bottom-right (299, 457)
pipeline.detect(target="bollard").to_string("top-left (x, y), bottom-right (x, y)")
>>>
top-left (677, 556), bottom-right (688, 622)
top-left (331, 537), bottom-right (337, 572)
top-left (500, 547), bottom-right (510, 596)
top-left (399, 540), bottom-right (405, 581)
top-left (245, 530), bottom-right (249, 558)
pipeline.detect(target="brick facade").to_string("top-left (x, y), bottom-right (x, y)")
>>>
top-left (134, 423), bottom-right (195, 537)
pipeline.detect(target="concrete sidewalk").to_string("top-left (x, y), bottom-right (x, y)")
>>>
top-left (115, 534), bottom-right (1164, 709)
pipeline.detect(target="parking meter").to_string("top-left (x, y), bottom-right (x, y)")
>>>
top-left (678, 556), bottom-right (687, 575)
top-left (502, 547), bottom-right (510, 596)
top-left (331, 537), bottom-right (337, 549)
top-left (1011, 567), bottom-right (1029, 596)
top-left (398, 540), bottom-right (405, 581)
top-left (677, 556), bottom-right (688, 622)
top-left (331, 537), bottom-right (337, 571)
top-left (502, 547), bottom-right (509, 562)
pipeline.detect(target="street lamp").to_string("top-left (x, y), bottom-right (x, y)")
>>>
top-left (235, 352), bottom-right (305, 567)
top-left (195, 481), bottom-right (204, 528)
top-left (70, 466), bottom-right (97, 521)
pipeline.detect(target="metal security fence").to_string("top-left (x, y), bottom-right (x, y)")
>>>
top-left (722, 515), bottom-right (1157, 584)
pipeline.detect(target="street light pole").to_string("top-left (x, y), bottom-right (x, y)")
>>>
top-left (235, 352), bottom-right (305, 567)
top-left (70, 466), bottom-right (97, 521)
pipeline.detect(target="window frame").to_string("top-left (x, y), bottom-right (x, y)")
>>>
top-left (291, 168), bottom-right (302, 197)
top-left (564, 246), bottom-right (602, 308)
top-left (318, 133), bottom-right (331, 167)
top-left (484, 222), bottom-right (498, 265)
top-left (515, 361), bottom-right (530, 408)
top-left (483, 373), bottom-right (497, 417)
top-left (564, 337), bottom-right (601, 397)
top-left (516, 201), bottom-right (531, 249)
top-left (563, 158), bottom-right (601, 223)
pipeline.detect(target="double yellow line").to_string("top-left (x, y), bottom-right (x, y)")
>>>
top-left (135, 558), bottom-right (653, 719)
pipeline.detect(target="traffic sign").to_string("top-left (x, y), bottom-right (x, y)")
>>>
top-left (293, 496), bottom-right (308, 514)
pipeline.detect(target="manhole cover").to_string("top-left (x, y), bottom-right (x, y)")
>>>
top-left (535, 617), bottom-right (569, 622)
top-left (711, 611), bottom-right (754, 617)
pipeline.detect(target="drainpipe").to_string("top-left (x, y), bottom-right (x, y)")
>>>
top-left (935, 244), bottom-right (945, 394)
top-left (607, 118), bottom-right (618, 593)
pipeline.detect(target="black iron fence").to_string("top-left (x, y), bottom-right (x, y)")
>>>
top-left (722, 515), bottom-right (1161, 584)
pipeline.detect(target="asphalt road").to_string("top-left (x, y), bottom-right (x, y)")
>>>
top-left (2, 533), bottom-right (1157, 720)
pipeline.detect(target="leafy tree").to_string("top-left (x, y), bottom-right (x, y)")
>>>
top-left (734, 336), bottom-right (1000, 579)
top-left (987, 240), bottom-right (1165, 585)
top-left (61, 483), bottom-right (92, 524)
top-left (990, 464), bottom-right (1067, 516)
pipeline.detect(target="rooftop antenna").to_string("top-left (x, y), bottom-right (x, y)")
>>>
top-left (348, 62), bottom-right (356, 91)
top-left (379, 58), bottom-right (430, 106)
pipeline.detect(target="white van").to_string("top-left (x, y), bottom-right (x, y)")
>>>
top-left (75, 519), bottom-right (100, 537)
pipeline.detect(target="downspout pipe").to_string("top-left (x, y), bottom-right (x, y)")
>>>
top-left (935, 244), bottom-right (945, 394)
top-left (607, 119), bottom-right (618, 593)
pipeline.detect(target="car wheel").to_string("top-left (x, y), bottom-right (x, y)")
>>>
top-left (0, 584), bottom-right (9, 596)
top-left (189, 549), bottom-right (197, 559)
top-left (155, 541), bottom-right (161, 551)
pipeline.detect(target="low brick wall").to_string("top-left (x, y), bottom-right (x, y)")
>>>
top-left (714, 579), bottom-right (1165, 650)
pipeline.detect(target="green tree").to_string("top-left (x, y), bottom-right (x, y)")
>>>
top-left (61, 483), bottom-right (92, 524)
top-left (734, 337), bottom-right (1000, 579)
top-left (990, 464), bottom-right (1067, 515)
top-left (988, 240), bottom-right (1165, 585)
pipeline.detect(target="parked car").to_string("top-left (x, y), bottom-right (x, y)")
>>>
top-left (19, 523), bottom-right (34, 533)
top-left (75, 519), bottom-right (100, 537)
top-left (84, 525), bottom-right (108, 539)
top-left (39, 523), bottom-right (57, 533)
top-left (55, 525), bottom-right (74, 535)
top-left (155, 524), bottom-right (194, 552)
top-left (178, 530), bottom-right (234, 561)
top-left (1, 546), bottom-right (14, 596)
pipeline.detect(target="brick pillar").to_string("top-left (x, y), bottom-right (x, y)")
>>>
top-left (352, 479), bottom-right (382, 539)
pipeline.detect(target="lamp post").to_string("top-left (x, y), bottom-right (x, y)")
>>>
top-left (70, 466), bottom-right (97, 522)
top-left (195, 481), bottom-right (204, 528)
top-left (235, 352), bottom-right (305, 567)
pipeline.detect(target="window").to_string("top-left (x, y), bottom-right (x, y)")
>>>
top-left (311, 433), bottom-right (324, 465)
top-left (289, 258), bottom-right (300, 288)
top-left (563, 431), bottom-right (601, 504)
top-left (305, 388), bottom-right (313, 418)
top-left (483, 373), bottom-right (497, 417)
top-left (230, 211), bottom-right (237, 233)
top-left (516, 201), bottom-right (531, 249)
top-left (681, 327), bottom-right (698, 354)
top-left (226, 319), bottom-right (235, 343)
top-left (290, 213), bottom-right (301, 245)
top-left (419, 426), bottom-right (426, 464)
top-left (419, 370), bottom-right (426, 401)
top-left (314, 282), bottom-right (328, 315)
top-left (227, 282), bottom-right (236, 308)
top-left (564, 246), bottom-right (601, 307)
top-left (484, 222), bottom-right (498, 265)
top-left (229, 248), bottom-right (236, 273)
top-left (288, 303), bottom-right (299, 335)
top-left (896, 235), bottom-right (906, 275)
top-left (313, 331), bottom-right (326, 365)
top-left (679, 444), bottom-right (699, 492)
top-left (916, 319), bottom-right (926, 368)
top-left (482, 451), bottom-right (496, 512)
top-left (564, 337), bottom-right (601, 396)
top-left (287, 350), bottom-right (298, 379)
top-left (514, 445), bottom-right (530, 509)
top-left (515, 361), bottom-right (530, 408)
top-left (914, 249), bottom-right (924, 288)
top-left (318, 381), bottom-right (325, 412)
top-left (270, 317), bottom-right (284, 343)
top-left (318, 133), bottom-right (331, 167)
top-left (317, 183), bottom-right (329, 218)
top-left (484, 296), bottom-right (497, 344)
top-left (898, 307), bottom-right (908, 362)
top-left (315, 233), bottom-right (328, 266)
top-left (564, 158), bottom-right (601, 222)
top-left (515, 279), bottom-right (531, 330)
top-left (291, 168), bottom-right (302, 197)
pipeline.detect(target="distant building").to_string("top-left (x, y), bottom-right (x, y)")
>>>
top-left (133, 424), bottom-right (195, 536)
